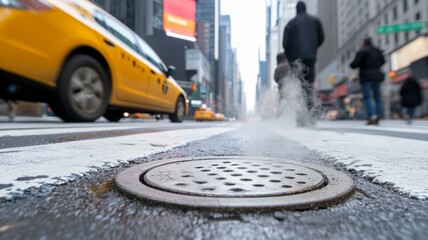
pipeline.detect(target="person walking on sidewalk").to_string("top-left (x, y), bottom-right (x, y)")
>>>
top-left (282, 1), bottom-right (324, 110)
top-left (274, 52), bottom-right (291, 101)
top-left (400, 75), bottom-right (422, 124)
top-left (350, 37), bottom-right (385, 125)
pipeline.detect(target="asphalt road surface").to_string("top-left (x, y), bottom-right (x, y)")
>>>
top-left (0, 117), bottom-right (427, 239)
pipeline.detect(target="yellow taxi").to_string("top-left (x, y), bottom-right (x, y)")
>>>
top-left (0, 0), bottom-right (187, 122)
top-left (194, 104), bottom-right (215, 121)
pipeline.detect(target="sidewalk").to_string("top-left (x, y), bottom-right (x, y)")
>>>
top-left (272, 121), bottom-right (428, 200)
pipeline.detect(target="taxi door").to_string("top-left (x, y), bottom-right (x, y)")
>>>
top-left (136, 37), bottom-right (172, 110)
top-left (147, 68), bottom-right (171, 109)
top-left (92, 11), bottom-right (150, 107)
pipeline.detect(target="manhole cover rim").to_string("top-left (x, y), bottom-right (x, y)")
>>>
top-left (115, 156), bottom-right (354, 210)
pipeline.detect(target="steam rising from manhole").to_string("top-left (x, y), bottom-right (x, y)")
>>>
top-left (115, 157), bottom-right (355, 210)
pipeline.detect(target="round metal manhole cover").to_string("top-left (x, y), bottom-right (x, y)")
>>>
top-left (144, 159), bottom-right (325, 197)
top-left (115, 157), bottom-right (354, 210)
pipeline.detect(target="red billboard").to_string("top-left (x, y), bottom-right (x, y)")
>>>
top-left (163, 0), bottom-right (196, 41)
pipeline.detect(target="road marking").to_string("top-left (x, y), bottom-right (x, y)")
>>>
top-left (0, 126), bottom-right (144, 137)
top-left (274, 127), bottom-right (428, 200)
top-left (0, 127), bottom-right (235, 199)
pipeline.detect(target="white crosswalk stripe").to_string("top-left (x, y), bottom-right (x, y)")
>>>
top-left (0, 127), bottom-right (235, 199)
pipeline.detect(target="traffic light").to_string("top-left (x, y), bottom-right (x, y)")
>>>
top-left (328, 75), bottom-right (335, 85)
top-left (388, 71), bottom-right (396, 78)
top-left (191, 83), bottom-right (197, 92)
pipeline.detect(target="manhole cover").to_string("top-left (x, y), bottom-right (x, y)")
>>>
top-left (115, 157), bottom-right (354, 210)
top-left (144, 159), bottom-right (325, 197)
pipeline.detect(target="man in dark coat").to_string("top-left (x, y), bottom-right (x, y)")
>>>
top-left (350, 37), bottom-right (385, 125)
top-left (400, 75), bottom-right (422, 124)
top-left (282, 1), bottom-right (324, 109)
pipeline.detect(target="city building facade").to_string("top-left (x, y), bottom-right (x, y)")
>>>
top-left (326, 0), bottom-right (428, 118)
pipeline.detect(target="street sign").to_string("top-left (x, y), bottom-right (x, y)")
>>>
top-left (376, 21), bottom-right (425, 35)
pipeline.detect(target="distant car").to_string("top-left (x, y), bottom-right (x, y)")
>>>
top-left (0, 0), bottom-right (187, 122)
top-left (194, 105), bottom-right (215, 121)
top-left (214, 113), bottom-right (225, 121)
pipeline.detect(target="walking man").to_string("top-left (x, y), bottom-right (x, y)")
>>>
top-left (350, 37), bottom-right (385, 125)
top-left (282, 1), bottom-right (324, 110)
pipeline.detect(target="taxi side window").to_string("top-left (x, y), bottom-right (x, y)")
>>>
top-left (136, 37), bottom-right (167, 74)
top-left (93, 11), bottom-right (108, 29)
top-left (93, 11), bottom-right (140, 54)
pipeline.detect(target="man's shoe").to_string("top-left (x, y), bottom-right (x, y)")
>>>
top-left (373, 117), bottom-right (380, 125)
top-left (366, 119), bottom-right (376, 125)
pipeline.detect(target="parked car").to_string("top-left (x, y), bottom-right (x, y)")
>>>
top-left (0, 0), bottom-right (187, 122)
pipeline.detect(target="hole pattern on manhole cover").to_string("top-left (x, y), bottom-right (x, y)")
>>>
top-left (143, 159), bottom-right (325, 197)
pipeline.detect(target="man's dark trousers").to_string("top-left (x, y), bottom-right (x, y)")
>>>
top-left (302, 59), bottom-right (316, 110)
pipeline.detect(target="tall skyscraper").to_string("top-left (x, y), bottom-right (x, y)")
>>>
top-left (316, 0), bottom-right (338, 91)
top-left (220, 15), bottom-right (234, 116)
top-left (197, 0), bottom-right (222, 111)
top-left (196, 0), bottom-right (220, 62)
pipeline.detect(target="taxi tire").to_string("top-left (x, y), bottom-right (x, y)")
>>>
top-left (56, 55), bottom-right (110, 122)
top-left (48, 100), bottom-right (67, 120)
top-left (169, 97), bottom-right (185, 123)
top-left (104, 110), bottom-right (123, 122)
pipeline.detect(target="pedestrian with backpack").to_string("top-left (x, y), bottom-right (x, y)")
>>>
top-left (350, 37), bottom-right (386, 125)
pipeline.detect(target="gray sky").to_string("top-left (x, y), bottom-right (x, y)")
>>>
top-left (221, 0), bottom-right (266, 112)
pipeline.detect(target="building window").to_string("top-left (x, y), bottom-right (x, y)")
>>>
top-left (110, 0), bottom-right (119, 18)
top-left (92, 0), bottom-right (104, 6)
top-left (403, 0), bottom-right (408, 12)
top-left (394, 33), bottom-right (399, 45)
top-left (385, 34), bottom-right (389, 45)
top-left (393, 6), bottom-right (398, 20)
top-left (415, 12), bottom-right (421, 35)
top-left (414, 0), bottom-right (419, 4)
top-left (384, 13), bottom-right (389, 25)
top-left (125, 0), bottom-right (135, 29)
top-left (404, 19), bottom-right (410, 41)
top-left (153, 0), bottom-right (163, 29)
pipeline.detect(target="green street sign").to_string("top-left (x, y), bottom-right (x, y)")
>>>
top-left (376, 21), bottom-right (425, 34)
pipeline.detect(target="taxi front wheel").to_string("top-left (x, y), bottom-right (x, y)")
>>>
top-left (169, 97), bottom-right (185, 123)
top-left (56, 55), bottom-right (110, 122)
